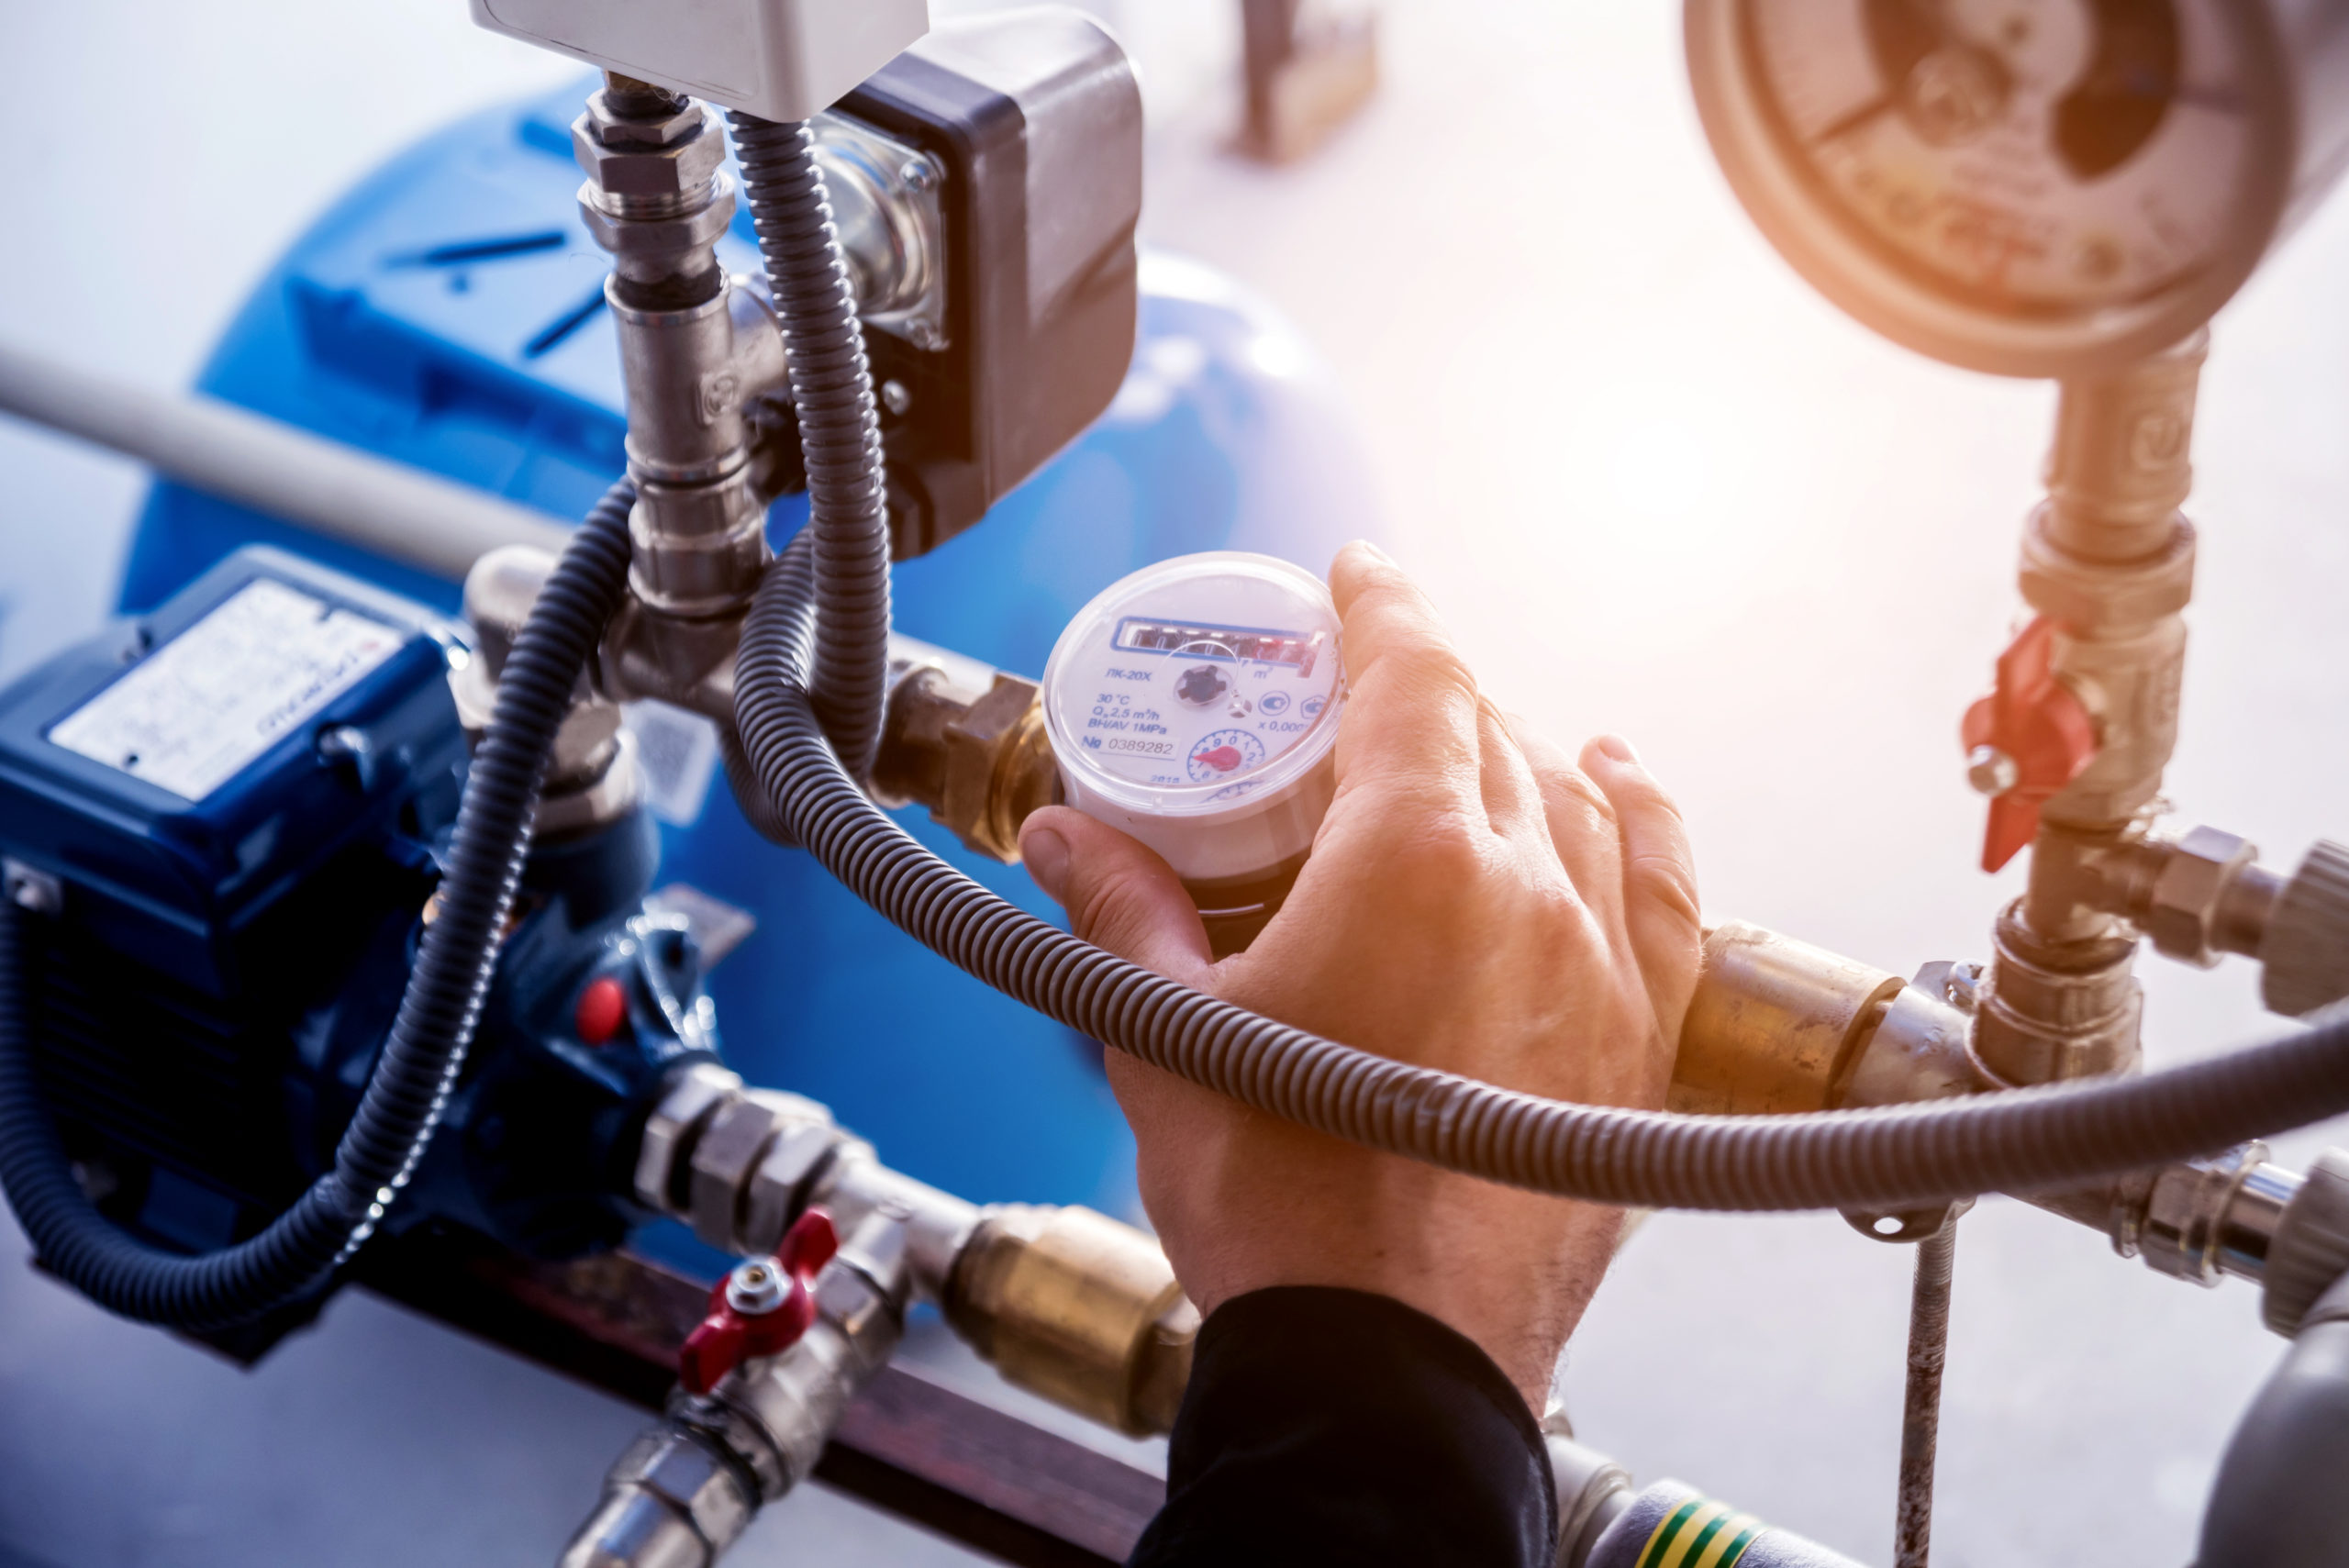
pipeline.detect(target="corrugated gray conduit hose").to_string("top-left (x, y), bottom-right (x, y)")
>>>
top-left (0, 480), bottom-right (640, 1328)
top-left (728, 111), bottom-right (892, 785)
top-left (733, 537), bottom-right (2349, 1211)
top-left (719, 133), bottom-right (2349, 1211)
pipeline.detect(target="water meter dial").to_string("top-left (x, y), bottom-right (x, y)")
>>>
top-left (1041, 553), bottom-right (1346, 951)
top-left (1686, 0), bottom-right (2349, 375)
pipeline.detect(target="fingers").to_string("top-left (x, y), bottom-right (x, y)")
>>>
top-left (1328, 542), bottom-right (1544, 840)
top-left (1505, 715), bottom-right (1621, 899)
top-left (1019, 806), bottom-right (1216, 986)
top-left (1327, 542), bottom-right (1486, 812)
top-left (1581, 735), bottom-right (1703, 1030)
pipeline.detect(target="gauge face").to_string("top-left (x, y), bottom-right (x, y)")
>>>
top-left (1042, 552), bottom-right (1345, 817)
top-left (1690, 0), bottom-right (2299, 373)
top-left (1746, 0), bottom-right (2253, 312)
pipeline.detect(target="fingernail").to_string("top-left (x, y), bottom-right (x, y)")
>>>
top-left (1596, 734), bottom-right (1639, 764)
top-left (1023, 827), bottom-right (1070, 902)
top-left (1357, 539), bottom-right (1396, 566)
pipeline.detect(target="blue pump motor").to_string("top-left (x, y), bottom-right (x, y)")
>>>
top-left (111, 77), bottom-right (1380, 1243)
top-left (0, 547), bottom-right (711, 1281)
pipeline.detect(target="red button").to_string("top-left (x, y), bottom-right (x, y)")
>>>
top-left (574, 975), bottom-right (629, 1045)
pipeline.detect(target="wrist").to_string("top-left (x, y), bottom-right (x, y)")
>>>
top-left (1149, 1148), bottom-right (1625, 1407)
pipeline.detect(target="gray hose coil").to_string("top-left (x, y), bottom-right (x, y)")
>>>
top-left (0, 479), bottom-right (637, 1327)
top-left (720, 722), bottom-right (796, 847)
top-left (727, 111), bottom-right (892, 782)
top-left (714, 105), bottom-right (2349, 1211)
top-left (733, 537), bottom-right (2349, 1212)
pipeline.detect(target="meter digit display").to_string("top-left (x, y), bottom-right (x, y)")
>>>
top-left (1113, 617), bottom-right (1326, 675)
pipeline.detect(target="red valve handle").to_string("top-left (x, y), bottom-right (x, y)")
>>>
top-left (677, 1208), bottom-right (839, 1395)
top-left (1961, 615), bottom-right (2098, 873)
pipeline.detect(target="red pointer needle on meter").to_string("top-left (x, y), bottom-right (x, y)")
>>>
top-left (1198, 745), bottom-right (1244, 773)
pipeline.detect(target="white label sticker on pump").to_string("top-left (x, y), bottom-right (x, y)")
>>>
top-left (1042, 552), bottom-right (1346, 885)
top-left (48, 579), bottom-right (405, 803)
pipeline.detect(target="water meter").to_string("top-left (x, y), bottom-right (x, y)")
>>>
top-left (1041, 553), bottom-right (1346, 949)
top-left (1686, 0), bottom-right (2349, 375)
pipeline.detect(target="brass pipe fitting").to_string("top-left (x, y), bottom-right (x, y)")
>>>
top-left (1977, 339), bottom-right (2207, 1080)
top-left (871, 640), bottom-right (1061, 862)
top-left (632, 1072), bottom-right (1197, 1436)
top-left (944, 1204), bottom-right (1199, 1437)
top-left (1974, 898), bottom-right (2144, 1084)
top-left (1670, 923), bottom-right (1984, 1114)
top-left (1671, 923), bottom-right (1907, 1115)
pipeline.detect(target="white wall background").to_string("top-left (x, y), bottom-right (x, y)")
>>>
top-left (6, 3), bottom-right (2349, 1565)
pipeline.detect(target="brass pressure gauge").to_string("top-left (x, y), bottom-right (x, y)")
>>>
top-left (1686, 0), bottom-right (2349, 375)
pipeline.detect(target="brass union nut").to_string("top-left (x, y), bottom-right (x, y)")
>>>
top-left (2018, 504), bottom-right (2196, 630)
top-left (941, 675), bottom-right (1057, 863)
top-left (2145, 826), bottom-right (2257, 966)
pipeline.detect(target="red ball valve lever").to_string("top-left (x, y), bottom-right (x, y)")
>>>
top-left (677, 1209), bottom-right (840, 1395)
top-left (1960, 615), bottom-right (2098, 873)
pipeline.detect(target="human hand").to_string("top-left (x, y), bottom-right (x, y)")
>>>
top-left (1018, 541), bottom-right (1701, 1407)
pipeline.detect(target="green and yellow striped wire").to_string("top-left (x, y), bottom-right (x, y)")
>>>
top-left (1631, 1496), bottom-right (1766, 1568)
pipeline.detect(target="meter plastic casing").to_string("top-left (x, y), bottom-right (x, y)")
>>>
top-left (1043, 553), bottom-right (1345, 926)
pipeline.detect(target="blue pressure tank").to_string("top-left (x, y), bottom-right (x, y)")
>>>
top-left (115, 78), bottom-right (1381, 1233)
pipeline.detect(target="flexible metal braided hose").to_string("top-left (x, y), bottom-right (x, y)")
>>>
top-left (0, 480), bottom-right (636, 1328)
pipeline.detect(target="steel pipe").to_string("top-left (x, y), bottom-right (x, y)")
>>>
top-left (0, 338), bottom-right (570, 578)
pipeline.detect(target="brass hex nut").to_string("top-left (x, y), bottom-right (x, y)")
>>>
top-left (573, 106), bottom-right (728, 200)
top-left (2019, 505), bottom-right (2197, 629)
top-left (2146, 826), bottom-right (2257, 965)
top-left (941, 674), bottom-right (1054, 863)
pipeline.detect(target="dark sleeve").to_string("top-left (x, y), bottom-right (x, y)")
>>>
top-left (1130, 1284), bottom-right (1557, 1568)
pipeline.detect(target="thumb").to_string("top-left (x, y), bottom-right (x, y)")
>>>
top-left (1019, 806), bottom-right (1216, 986)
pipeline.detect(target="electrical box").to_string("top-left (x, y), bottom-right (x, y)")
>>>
top-left (834, 9), bottom-right (1142, 555)
top-left (470, 0), bottom-right (931, 121)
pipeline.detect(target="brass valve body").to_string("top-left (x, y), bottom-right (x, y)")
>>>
top-left (946, 1204), bottom-right (1199, 1437)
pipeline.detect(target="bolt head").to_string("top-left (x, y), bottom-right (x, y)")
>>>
top-left (726, 1256), bottom-right (789, 1316)
top-left (898, 156), bottom-right (939, 192)
top-left (5, 865), bottom-right (61, 915)
top-left (879, 379), bottom-right (912, 417)
top-left (1966, 744), bottom-right (2020, 797)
